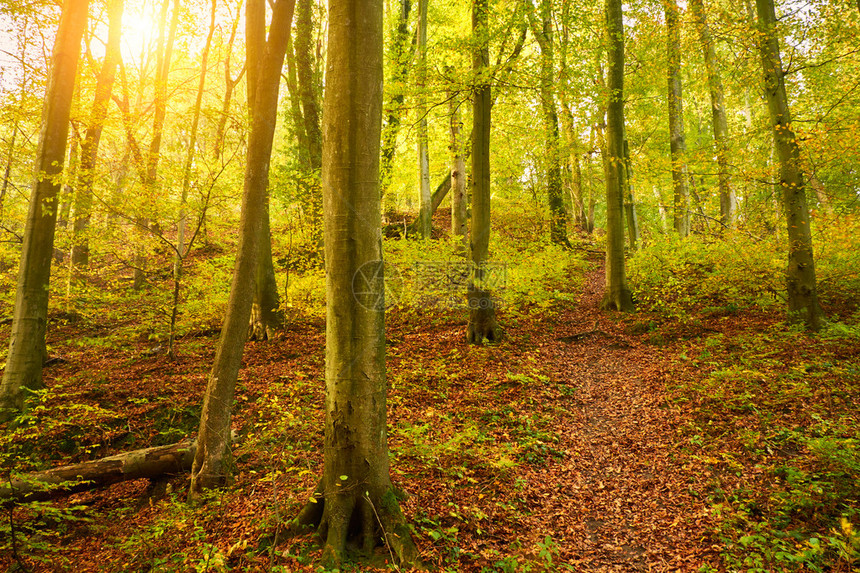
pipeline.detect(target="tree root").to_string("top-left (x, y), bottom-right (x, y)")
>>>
top-left (467, 288), bottom-right (503, 344)
top-left (284, 481), bottom-right (423, 570)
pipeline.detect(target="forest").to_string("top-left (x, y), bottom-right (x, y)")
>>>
top-left (0, 0), bottom-right (858, 570)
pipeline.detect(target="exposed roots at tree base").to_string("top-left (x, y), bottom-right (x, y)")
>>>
top-left (248, 304), bottom-right (284, 341)
top-left (467, 289), bottom-right (503, 345)
top-left (287, 482), bottom-right (423, 569)
top-left (600, 288), bottom-right (635, 312)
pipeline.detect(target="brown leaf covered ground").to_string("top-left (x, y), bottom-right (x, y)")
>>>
top-left (1, 249), bottom-right (855, 572)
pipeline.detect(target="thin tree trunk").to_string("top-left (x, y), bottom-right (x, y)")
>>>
top-left (623, 139), bottom-right (640, 250)
top-left (528, 0), bottom-right (569, 248)
top-left (653, 184), bottom-right (669, 231)
top-left (0, 0), bottom-right (89, 416)
top-left (290, 0), bottom-right (421, 567)
top-left (755, 0), bottom-right (823, 330)
top-left (416, 0), bottom-right (432, 239)
top-left (188, 0), bottom-right (296, 498)
top-left (295, 0), bottom-right (322, 171)
top-left (380, 0), bottom-right (412, 199)
top-left (213, 0), bottom-right (243, 160)
top-left (69, 0), bottom-right (124, 282)
top-left (0, 125), bottom-right (16, 218)
top-left (135, 0), bottom-right (180, 290)
top-left (601, 0), bottom-right (634, 312)
top-left (558, 1), bottom-right (585, 233)
top-left (69, 0), bottom-right (123, 279)
top-left (449, 88), bottom-right (467, 247)
top-left (559, 104), bottom-right (587, 232)
top-left (406, 173), bottom-right (450, 234)
top-left (58, 134), bottom-right (78, 229)
top-left (285, 34), bottom-right (309, 165)
top-left (664, 0), bottom-right (690, 237)
top-left (467, 0), bottom-right (501, 344)
top-left (294, 0), bottom-right (323, 250)
top-left (247, 0), bottom-right (284, 341)
top-left (690, 0), bottom-right (735, 228)
top-left (169, 0), bottom-right (215, 359)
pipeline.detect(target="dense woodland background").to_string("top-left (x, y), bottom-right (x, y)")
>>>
top-left (0, 0), bottom-right (859, 570)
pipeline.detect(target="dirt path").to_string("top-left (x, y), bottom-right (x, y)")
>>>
top-left (525, 263), bottom-right (719, 571)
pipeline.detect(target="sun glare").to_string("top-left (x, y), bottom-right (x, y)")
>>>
top-left (120, 0), bottom-right (161, 65)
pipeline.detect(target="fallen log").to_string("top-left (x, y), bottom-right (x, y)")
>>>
top-left (1, 438), bottom-right (197, 503)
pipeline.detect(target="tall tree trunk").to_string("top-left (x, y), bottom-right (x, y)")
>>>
top-left (449, 86), bottom-right (467, 248)
top-left (294, 0), bottom-right (324, 250)
top-left (188, 0), bottom-right (296, 497)
top-left (246, 0), bottom-right (284, 341)
top-left (58, 133), bottom-right (78, 229)
top-left (601, 0), bottom-right (634, 312)
top-left (290, 0), bottom-right (420, 567)
top-left (558, 1), bottom-right (585, 233)
top-left (416, 0), bottom-right (432, 239)
top-left (528, 0), bottom-right (569, 248)
top-left (69, 0), bottom-right (123, 279)
top-left (467, 0), bottom-right (501, 344)
top-left (755, 0), bottom-right (823, 331)
top-left (690, 0), bottom-right (735, 228)
top-left (213, 0), bottom-right (243, 161)
top-left (571, 151), bottom-right (586, 230)
top-left (134, 0), bottom-right (179, 290)
top-left (0, 125), bottom-right (16, 218)
top-left (664, 0), bottom-right (690, 237)
top-left (295, 0), bottom-right (322, 171)
top-left (0, 0), bottom-right (89, 417)
top-left (380, 0), bottom-right (412, 200)
top-left (169, 0), bottom-right (216, 359)
top-left (623, 139), bottom-right (640, 251)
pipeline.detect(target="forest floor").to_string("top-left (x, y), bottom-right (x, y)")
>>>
top-left (1, 248), bottom-right (857, 572)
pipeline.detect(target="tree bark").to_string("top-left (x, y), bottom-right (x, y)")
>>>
top-left (295, 0), bottom-right (322, 172)
top-left (406, 173), bottom-right (451, 235)
top-left (68, 0), bottom-right (123, 279)
top-left (468, 0), bottom-right (501, 343)
top-left (416, 0), bottom-right (432, 239)
top-left (528, 0), bottom-right (569, 248)
top-left (188, 0), bottom-right (296, 498)
top-left (290, 0), bottom-right (421, 567)
top-left (213, 0), bottom-right (243, 160)
top-left (58, 133), bottom-right (78, 229)
top-left (294, 0), bottom-right (323, 250)
top-left (380, 0), bottom-right (412, 199)
top-left (131, 0), bottom-right (179, 290)
top-left (755, 0), bottom-right (823, 331)
top-left (690, 0), bottom-right (735, 228)
top-left (664, 0), bottom-right (691, 237)
top-left (601, 0), bottom-right (634, 312)
top-left (0, 125), bottom-right (16, 219)
top-left (449, 90), bottom-right (467, 247)
top-left (0, 0), bottom-right (89, 417)
top-left (169, 0), bottom-right (215, 359)
top-left (623, 139), bottom-right (640, 251)
top-left (1, 438), bottom-right (199, 503)
top-left (246, 0), bottom-right (284, 341)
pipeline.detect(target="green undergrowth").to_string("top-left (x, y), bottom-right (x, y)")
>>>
top-left (628, 218), bottom-right (860, 571)
top-left (384, 234), bottom-right (586, 320)
top-left (671, 324), bottom-right (860, 572)
top-left (629, 216), bottom-right (860, 322)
